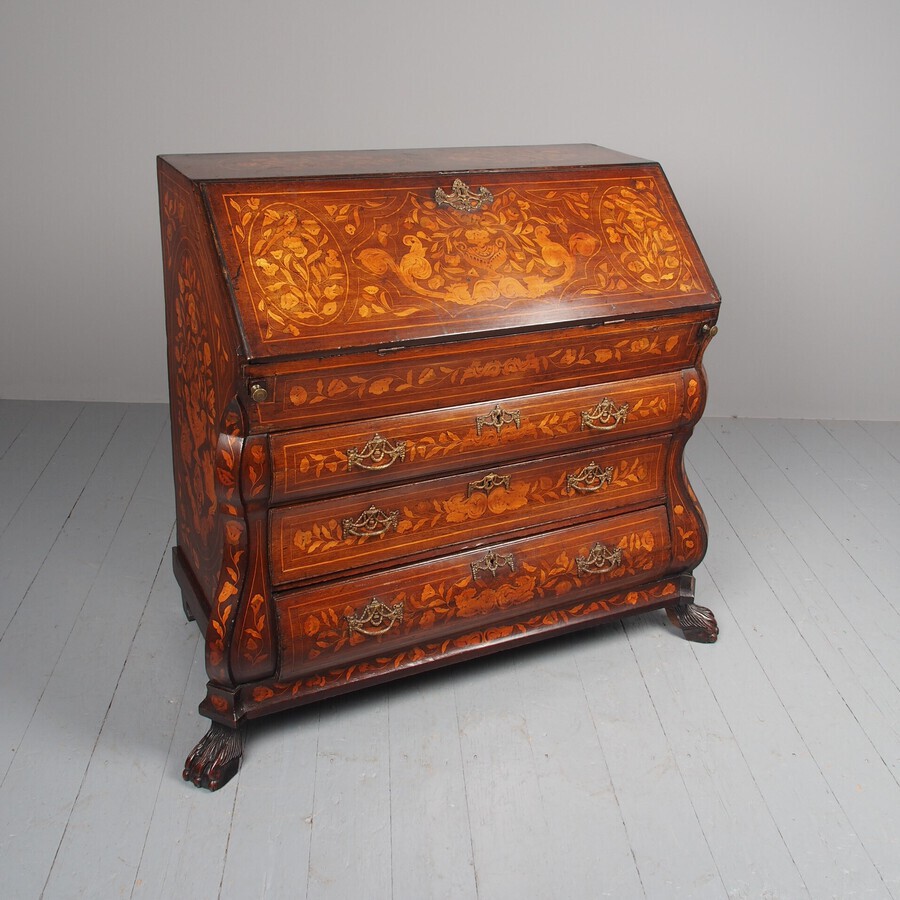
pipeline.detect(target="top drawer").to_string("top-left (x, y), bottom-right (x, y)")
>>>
top-left (247, 311), bottom-right (708, 431)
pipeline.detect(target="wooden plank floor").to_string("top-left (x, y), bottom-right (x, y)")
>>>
top-left (1, 401), bottom-right (898, 899)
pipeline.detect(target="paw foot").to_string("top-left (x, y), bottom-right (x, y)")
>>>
top-left (667, 603), bottom-right (719, 643)
top-left (183, 722), bottom-right (243, 790)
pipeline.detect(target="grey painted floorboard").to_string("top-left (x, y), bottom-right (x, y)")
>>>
top-left (0, 404), bottom-right (168, 781)
top-left (621, 608), bottom-right (810, 898)
top-left (217, 705), bottom-right (319, 900)
top-left (0, 400), bottom-right (83, 537)
top-left (704, 420), bottom-right (900, 693)
top-left (0, 402), bottom-right (126, 638)
top-left (386, 673), bottom-right (478, 900)
top-left (688, 428), bottom-right (899, 894)
top-left (1, 403), bottom-right (899, 899)
top-left (453, 649), bottom-right (566, 900)
top-left (0, 425), bottom-right (175, 900)
top-left (747, 418), bottom-right (900, 616)
top-left (576, 619), bottom-right (725, 898)
top-left (304, 691), bottom-right (393, 899)
top-left (783, 419), bottom-right (900, 556)
top-left (515, 638), bottom-right (645, 898)
top-left (697, 422), bottom-right (900, 770)
top-left (0, 399), bottom-right (38, 459)
top-left (131, 639), bottom-right (239, 900)
top-left (824, 419), bottom-right (900, 506)
top-left (862, 420), bottom-right (900, 460)
top-left (40, 529), bottom-right (197, 900)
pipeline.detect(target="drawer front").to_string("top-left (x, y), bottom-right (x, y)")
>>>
top-left (248, 312), bottom-right (705, 431)
top-left (277, 505), bottom-right (672, 680)
top-left (270, 437), bottom-right (669, 586)
top-left (271, 371), bottom-right (683, 503)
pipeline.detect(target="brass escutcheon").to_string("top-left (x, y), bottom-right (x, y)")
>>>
top-left (346, 433), bottom-right (407, 471)
top-left (434, 179), bottom-right (494, 213)
top-left (575, 542), bottom-right (624, 576)
top-left (467, 472), bottom-right (511, 497)
top-left (342, 505), bottom-right (400, 539)
top-left (471, 548), bottom-right (516, 579)
top-left (567, 462), bottom-right (614, 494)
top-left (346, 598), bottom-right (404, 637)
top-left (475, 404), bottom-right (521, 437)
top-left (581, 397), bottom-right (629, 432)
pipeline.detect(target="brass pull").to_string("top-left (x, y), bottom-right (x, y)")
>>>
top-left (342, 505), bottom-right (400, 539)
top-left (346, 598), bottom-right (404, 637)
top-left (701, 323), bottom-right (719, 338)
top-left (581, 398), bottom-right (629, 431)
top-left (467, 473), bottom-right (511, 497)
top-left (471, 549), bottom-right (516, 579)
top-left (567, 462), bottom-right (614, 494)
top-left (476, 404), bottom-right (521, 437)
top-left (249, 382), bottom-right (268, 403)
top-left (576, 542), bottom-right (623, 576)
top-left (434, 179), bottom-right (494, 213)
top-left (347, 433), bottom-right (407, 471)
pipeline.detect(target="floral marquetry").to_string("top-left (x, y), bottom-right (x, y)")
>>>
top-left (600, 183), bottom-right (698, 293)
top-left (270, 439), bottom-right (669, 586)
top-left (255, 577), bottom-right (685, 711)
top-left (277, 506), bottom-right (672, 674)
top-left (205, 165), bottom-right (717, 359)
top-left (228, 198), bottom-right (350, 337)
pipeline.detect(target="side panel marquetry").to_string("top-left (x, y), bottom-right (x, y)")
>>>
top-left (271, 372), bottom-right (684, 503)
top-left (229, 433), bottom-right (276, 684)
top-left (205, 167), bottom-right (716, 357)
top-left (276, 505), bottom-right (672, 680)
top-left (205, 404), bottom-right (246, 690)
top-left (270, 437), bottom-right (668, 586)
top-left (159, 165), bottom-right (241, 607)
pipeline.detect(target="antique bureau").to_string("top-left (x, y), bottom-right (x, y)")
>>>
top-left (158, 144), bottom-right (720, 790)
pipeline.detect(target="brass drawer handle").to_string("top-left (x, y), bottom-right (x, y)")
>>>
top-left (576, 542), bottom-right (623, 576)
top-left (567, 462), bottom-right (614, 494)
top-left (471, 549), bottom-right (516, 578)
top-left (347, 433), bottom-right (407, 471)
top-left (342, 505), bottom-right (400, 539)
top-left (434, 179), bottom-right (494, 213)
top-left (467, 473), bottom-right (511, 497)
top-left (346, 598), bottom-right (404, 637)
top-left (476, 404), bottom-right (521, 437)
top-left (581, 398), bottom-right (629, 431)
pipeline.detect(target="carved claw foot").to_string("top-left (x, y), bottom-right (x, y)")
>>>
top-left (667, 602), bottom-right (719, 643)
top-left (183, 722), bottom-right (243, 790)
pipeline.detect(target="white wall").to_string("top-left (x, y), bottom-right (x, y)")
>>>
top-left (1, 0), bottom-right (897, 419)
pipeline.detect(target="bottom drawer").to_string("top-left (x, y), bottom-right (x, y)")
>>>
top-left (277, 504), bottom-right (672, 680)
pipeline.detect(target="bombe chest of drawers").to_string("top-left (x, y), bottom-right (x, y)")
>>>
top-left (158, 144), bottom-right (720, 790)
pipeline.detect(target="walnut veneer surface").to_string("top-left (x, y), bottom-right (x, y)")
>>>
top-left (157, 144), bottom-right (720, 790)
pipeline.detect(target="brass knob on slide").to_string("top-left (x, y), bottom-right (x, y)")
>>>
top-left (249, 383), bottom-right (268, 403)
